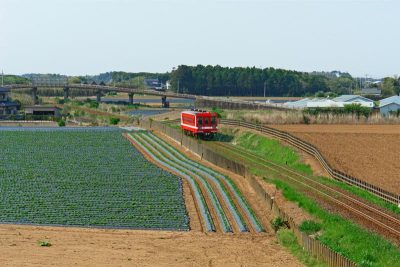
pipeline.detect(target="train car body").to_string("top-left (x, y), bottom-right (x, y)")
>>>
top-left (181, 110), bottom-right (218, 138)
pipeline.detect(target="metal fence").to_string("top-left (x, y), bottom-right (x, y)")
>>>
top-left (140, 119), bottom-right (357, 267)
top-left (220, 119), bottom-right (400, 206)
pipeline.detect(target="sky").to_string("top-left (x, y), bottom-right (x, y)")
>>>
top-left (1, 0), bottom-right (399, 78)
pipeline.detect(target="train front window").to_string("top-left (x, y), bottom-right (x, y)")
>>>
top-left (197, 118), bottom-right (203, 126)
top-left (205, 118), bottom-right (209, 125)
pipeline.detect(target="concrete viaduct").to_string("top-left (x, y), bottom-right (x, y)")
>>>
top-left (4, 83), bottom-right (290, 110)
top-left (4, 83), bottom-right (196, 107)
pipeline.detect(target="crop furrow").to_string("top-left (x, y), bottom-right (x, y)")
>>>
top-left (132, 133), bottom-right (231, 232)
top-left (127, 133), bottom-right (216, 232)
top-left (144, 132), bottom-right (264, 232)
top-left (140, 132), bottom-right (249, 232)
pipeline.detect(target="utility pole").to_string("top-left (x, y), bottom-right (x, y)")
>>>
top-left (177, 80), bottom-right (180, 94)
top-left (263, 81), bottom-right (266, 98)
top-left (1, 69), bottom-right (3, 87)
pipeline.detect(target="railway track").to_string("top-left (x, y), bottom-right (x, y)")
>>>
top-left (213, 141), bottom-right (400, 238)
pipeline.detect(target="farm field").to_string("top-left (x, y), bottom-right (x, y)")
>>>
top-left (0, 128), bottom-right (189, 230)
top-left (271, 124), bottom-right (400, 194)
top-left (0, 225), bottom-right (302, 267)
top-left (126, 131), bottom-right (265, 234)
top-left (0, 127), bottom-right (305, 266)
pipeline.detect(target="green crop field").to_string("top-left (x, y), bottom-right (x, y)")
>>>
top-left (0, 127), bottom-right (189, 230)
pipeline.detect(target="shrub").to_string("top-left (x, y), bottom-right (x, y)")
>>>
top-left (57, 119), bottom-right (66, 127)
top-left (299, 220), bottom-right (322, 235)
top-left (271, 216), bottom-right (287, 232)
top-left (89, 101), bottom-right (99, 109)
top-left (211, 107), bottom-right (224, 118)
top-left (109, 117), bottom-right (120, 125)
top-left (302, 114), bottom-right (310, 124)
top-left (37, 240), bottom-right (52, 247)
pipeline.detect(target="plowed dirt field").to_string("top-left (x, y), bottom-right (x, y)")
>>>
top-left (0, 225), bottom-right (303, 267)
top-left (271, 125), bottom-right (400, 194)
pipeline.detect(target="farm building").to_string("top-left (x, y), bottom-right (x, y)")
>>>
top-left (333, 95), bottom-right (374, 108)
top-left (379, 96), bottom-right (400, 116)
top-left (361, 88), bottom-right (381, 96)
top-left (24, 106), bottom-right (61, 119)
top-left (283, 98), bottom-right (310, 109)
top-left (306, 99), bottom-right (344, 108)
top-left (0, 87), bottom-right (18, 115)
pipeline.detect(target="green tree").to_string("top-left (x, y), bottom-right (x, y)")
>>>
top-left (381, 77), bottom-right (396, 97)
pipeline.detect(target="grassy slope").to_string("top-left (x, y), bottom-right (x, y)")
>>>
top-left (215, 128), bottom-right (400, 267)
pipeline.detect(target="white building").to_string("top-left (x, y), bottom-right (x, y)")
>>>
top-left (333, 95), bottom-right (374, 108)
top-left (283, 98), bottom-right (310, 109)
top-left (306, 99), bottom-right (344, 108)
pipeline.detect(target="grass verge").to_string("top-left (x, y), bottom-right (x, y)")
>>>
top-left (220, 128), bottom-right (313, 175)
top-left (277, 228), bottom-right (327, 267)
top-left (262, 174), bottom-right (400, 267)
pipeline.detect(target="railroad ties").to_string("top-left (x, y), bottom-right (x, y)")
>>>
top-left (126, 131), bottom-right (264, 234)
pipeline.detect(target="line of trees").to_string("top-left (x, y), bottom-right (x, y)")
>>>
top-left (169, 65), bottom-right (356, 97)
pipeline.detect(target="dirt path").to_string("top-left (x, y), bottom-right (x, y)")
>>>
top-left (0, 225), bottom-right (303, 267)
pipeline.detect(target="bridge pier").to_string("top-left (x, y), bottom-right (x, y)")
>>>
top-left (31, 87), bottom-right (38, 105)
top-left (96, 90), bottom-right (102, 102)
top-left (128, 93), bottom-right (134, 105)
top-left (63, 86), bottom-right (69, 100)
top-left (161, 96), bottom-right (169, 108)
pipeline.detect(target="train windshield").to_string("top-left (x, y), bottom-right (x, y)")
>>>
top-left (197, 118), bottom-right (203, 126)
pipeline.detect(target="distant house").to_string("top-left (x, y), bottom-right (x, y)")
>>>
top-left (283, 98), bottom-right (310, 109)
top-left (144, 78), bottom-right (165, 90)
top-left (0, 87), bottom-right (18, 115)
top-left (379, 96), bottom-right (400, 116)
top-left (24, 106), bottom-right (61, 119)
top-left (361, 88), bottom-right (381, 96)
top-left (307, 99), bottom-right (344, 108)
top-left (333, 95), bottom-right (374, 108)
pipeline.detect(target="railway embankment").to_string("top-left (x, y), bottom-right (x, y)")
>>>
top-left (141, 118), bottom-right (400, 267)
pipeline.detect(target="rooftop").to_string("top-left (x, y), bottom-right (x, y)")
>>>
top-left (379, 96), bottom-right (400, 107)
top-left (333, 95), bottom-right (373, 103)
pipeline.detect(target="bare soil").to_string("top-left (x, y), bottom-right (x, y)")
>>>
top-left (0, 225), bottom-right (303, 267)
top-left (271, 124), bottom-right (400, 194)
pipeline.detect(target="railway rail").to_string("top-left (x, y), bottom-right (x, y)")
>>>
top-left (213, 141), bottom-right (400, 239)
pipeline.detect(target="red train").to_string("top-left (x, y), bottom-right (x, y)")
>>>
top-left (181, 109), bottom-right (218, 139)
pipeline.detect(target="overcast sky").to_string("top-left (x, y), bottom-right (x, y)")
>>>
top-left (1, 0), bottom-right (399, 78)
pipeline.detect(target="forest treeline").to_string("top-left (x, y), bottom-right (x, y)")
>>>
top-left (4, 67), bottom-right (399, 97)
top-left (169, 65), bottom-right (356, 96)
